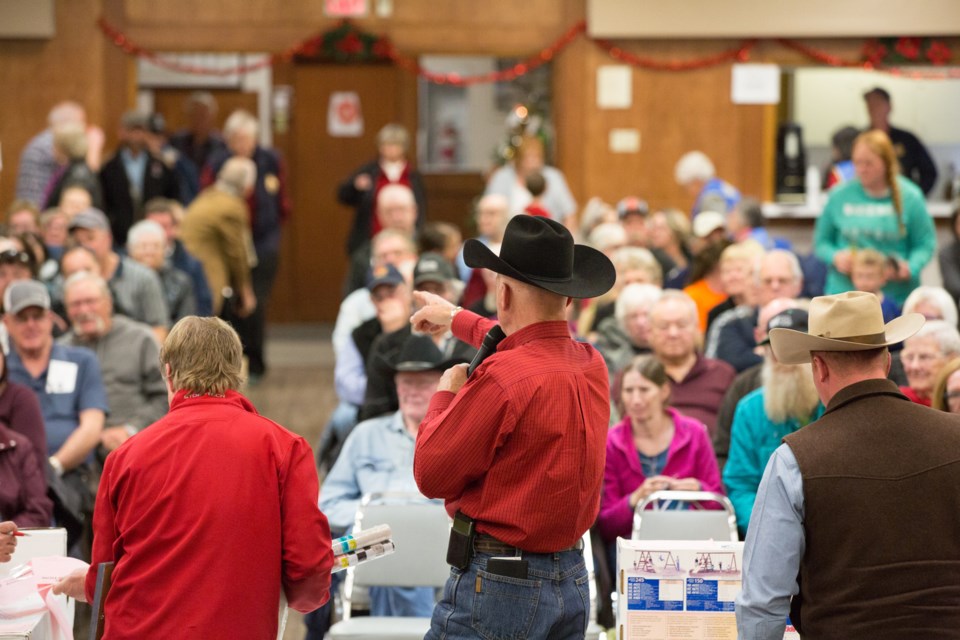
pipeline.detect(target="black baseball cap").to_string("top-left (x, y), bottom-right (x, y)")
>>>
top-left (760, 308), bottom-right (809, 346)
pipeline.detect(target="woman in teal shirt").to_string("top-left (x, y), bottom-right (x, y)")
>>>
top-left (814, 129), bottom-right (935, 306)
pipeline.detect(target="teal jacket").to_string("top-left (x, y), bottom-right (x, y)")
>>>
top-left (722, 387), bottom-right (824, 537)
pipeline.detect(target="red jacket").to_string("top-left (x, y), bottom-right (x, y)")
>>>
top-left (85, 390), bottom-right (333, 640)
top-left (0, 422), bottom-right (51, 527)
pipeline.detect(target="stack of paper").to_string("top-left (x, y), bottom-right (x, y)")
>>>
top-left (331, 524), bottom-right (395, 573)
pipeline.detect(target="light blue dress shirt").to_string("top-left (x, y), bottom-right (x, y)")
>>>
top-left (319, 410), bottom-right (427, 529)
top-left (318, 410), bottom-right (437, 617)
top-left (120, 148), bottom-right (148, 200)
top-left (735, 443), bottom-right (805, 639)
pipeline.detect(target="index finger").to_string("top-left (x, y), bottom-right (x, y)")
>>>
top-left (412, 290), bottom-right (433, 306)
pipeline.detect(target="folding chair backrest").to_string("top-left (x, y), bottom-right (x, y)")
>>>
top-left (632, 491), bottom-right (738, 542)
top-left (351, 495), bottom-right (451, 589)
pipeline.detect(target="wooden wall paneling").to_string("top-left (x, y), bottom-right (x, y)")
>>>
top-left (0, 0), bottom-right (110, 208)
top-left (553, 36), bottom-right (592, 213)
top-left (120, 0), bottom-right (579, 55)
top-left (558, 40), bottom-right (772, 215)
top-left (420, 173), bottom-right (486, 234)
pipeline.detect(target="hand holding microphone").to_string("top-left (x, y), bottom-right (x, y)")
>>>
top-left (437, 325), bottom-right (505, 394)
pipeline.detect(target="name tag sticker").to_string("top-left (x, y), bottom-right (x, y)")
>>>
top-left (46, 360), bottom-right (79, 394)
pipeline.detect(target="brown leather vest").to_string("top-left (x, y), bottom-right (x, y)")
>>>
top-left (784, 378), bottom-right (960, 638)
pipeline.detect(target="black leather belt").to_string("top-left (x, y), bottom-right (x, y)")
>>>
top-left (473, 532), bottom-right (584, 556)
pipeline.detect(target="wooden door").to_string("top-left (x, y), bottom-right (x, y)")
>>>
top-left (270, 63), bottom-right (416, 323)
top-left (151, 89), bottom-right (260, 134)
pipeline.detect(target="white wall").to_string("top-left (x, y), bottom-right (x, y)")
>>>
top-left (794, 68), bottom-right (960, 146)
top-left (793, 67), bottom-right (960, 199)
top-left (419, 56), bottom-right (508, 172)
top-left (588, 0), bottom-right (960, 38)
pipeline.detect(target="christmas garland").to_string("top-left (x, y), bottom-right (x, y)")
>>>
top-left (97, 17), bottom-right (957, 83)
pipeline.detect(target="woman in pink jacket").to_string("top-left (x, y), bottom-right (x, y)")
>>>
top-left (598, 354), bottom-right (723, 549)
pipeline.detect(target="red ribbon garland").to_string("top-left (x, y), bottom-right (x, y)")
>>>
top-left (593, 38), bottom-right (758, 71)
top-left (385, 20), bottom-right (587, 86)
top-left (777, 38), bottom-right (864, 68)
top-left (97, 17), bottom-right (956, 82)
top-left (778, 37), bottom-right (960, 79)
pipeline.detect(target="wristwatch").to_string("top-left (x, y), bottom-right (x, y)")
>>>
top-left (450, 306), bottom-right (462, 322)
top-left (48, 456), bottom-right (64, 477)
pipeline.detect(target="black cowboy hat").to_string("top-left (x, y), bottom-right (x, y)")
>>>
top-left (389, 333), bottom-right (468, 373)
top-left (463, 215), bottom-right (615, 299)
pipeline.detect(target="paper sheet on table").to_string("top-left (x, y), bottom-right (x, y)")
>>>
top-left (0, 556), bottom-right (86, 640)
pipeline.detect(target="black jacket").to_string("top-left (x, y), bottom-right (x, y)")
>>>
top-left (99, 149), bottom-right (179, 244)
top-left (337, 159), bottom-right (427, 255)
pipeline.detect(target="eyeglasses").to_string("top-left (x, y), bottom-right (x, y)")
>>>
top-left (901, 351), bottom-right (940, 365)
top-left (651, 319), bottom-right (695, 332)
top-left (0, 250), bottom-right (31, 266)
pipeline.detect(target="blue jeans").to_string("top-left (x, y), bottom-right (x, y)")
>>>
top-left (425, 549), bottom-right (590, 640)
top-left (370, 586), bottom-right (436, 616)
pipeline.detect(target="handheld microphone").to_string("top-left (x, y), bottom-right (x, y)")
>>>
top-left (467, 325), bottom-right (506, 377)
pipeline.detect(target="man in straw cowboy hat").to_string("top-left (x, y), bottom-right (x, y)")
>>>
top-left (411, 214), bottom-right (616, 639)
top-left (737, 290), bottom-right (960, 638)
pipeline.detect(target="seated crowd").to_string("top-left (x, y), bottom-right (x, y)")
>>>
top-left (3, 95), bottom-right (958, 635)
top-left (313, 120), bottom-right (957, 631)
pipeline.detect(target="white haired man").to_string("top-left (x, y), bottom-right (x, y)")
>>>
top-left (722, 308), bottom-right (823, 538)
top-left (674, 150), bottom-right (741, 217)
top-left (705, 248), bottom-right (804, 373)
top-left (201, 110), bottom-right (289, 380)
top-left (344, 183), bottom-right (420, 296)
top-left (648, 290), bottom-right (735, 435)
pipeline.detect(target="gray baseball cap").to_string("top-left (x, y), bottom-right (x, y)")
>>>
top-left (68, 208), bottom-right (111, 232)
top-left (4, 280), bottom-right (51, 315)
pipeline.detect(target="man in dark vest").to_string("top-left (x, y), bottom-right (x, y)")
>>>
top-left (737, 290), bottom-right (960, 638)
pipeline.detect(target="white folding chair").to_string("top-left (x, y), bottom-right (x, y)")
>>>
top-left (631, 490), bottom-right (738, 542)
top-left (581, 529), bottom-right (605, 640)
top-left (329, 492), bottom-right (451, 640)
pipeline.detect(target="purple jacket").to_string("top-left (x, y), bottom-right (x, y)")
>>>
top-left (0, 422), bottom-right (52, 527)
top-left (598, 407), bottom-right (723, 542)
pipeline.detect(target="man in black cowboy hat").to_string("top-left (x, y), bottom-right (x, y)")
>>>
top-left (411, 214), bottom-right (615, 639)
top-left (738, 291), bottom-right (960, 638)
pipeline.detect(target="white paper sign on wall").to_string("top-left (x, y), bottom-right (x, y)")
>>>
top-left (597, 65), bottom-right (633, 109)
top-left (328, 91), bottom-right (364, 137)
top-left (731, 64), bottom-right (781, 105)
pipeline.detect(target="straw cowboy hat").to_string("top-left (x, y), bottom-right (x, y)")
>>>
top-left (463, 215), bottom-right (616, 299)
top-left (769, 291), bottom-right (924, 365)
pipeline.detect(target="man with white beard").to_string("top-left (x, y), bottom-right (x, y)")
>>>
top-left (722, 307), bottom-right (823, 538)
